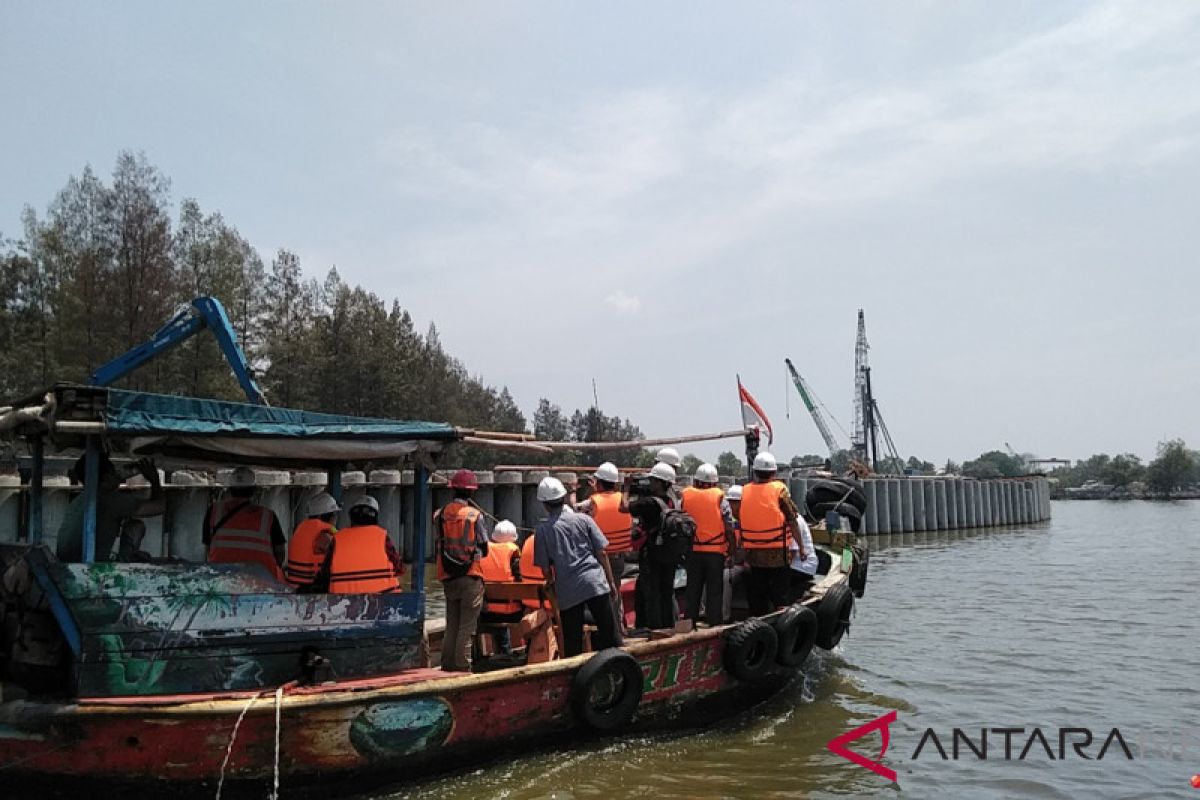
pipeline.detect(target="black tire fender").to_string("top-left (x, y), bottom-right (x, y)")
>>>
top-left (815, 582), bottom-right (854, 650)
top-left (849, 548), bottom-right (869, 598)
top-left (723, 618), bottom-right (778, 682)
top-left (570, 648), bottom-right (644, 733)
top-left (772, 604), bottom-right (819, 668)
top-left (804, 479), bottom-right (867, 513)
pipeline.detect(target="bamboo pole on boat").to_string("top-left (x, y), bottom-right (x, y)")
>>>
top-left (533, 429), bottom-right (747, 451)
top-left (494, 464), bottom-right (648, 473)
top-left (462, 436), bottom-right (555, 453)
top-left (471, 430), bottom-right (537, 442)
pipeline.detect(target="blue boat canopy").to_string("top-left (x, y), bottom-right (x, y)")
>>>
top-left (2, 385), bottom-right (462, 466)
top-left (105, 389), bottom-right (456, 440)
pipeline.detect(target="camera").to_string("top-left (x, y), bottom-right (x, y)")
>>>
top-left (626, 473), bottom-right (654, 498)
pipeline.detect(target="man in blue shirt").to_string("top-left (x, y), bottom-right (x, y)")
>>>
top-left (533, 477), bottom-right (622, 656)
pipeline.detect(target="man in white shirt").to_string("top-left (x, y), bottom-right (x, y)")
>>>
top-left (785, 516), bottom-right (819, 603)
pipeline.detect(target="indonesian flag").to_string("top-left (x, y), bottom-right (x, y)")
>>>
top-left (737, 376), bottom-right (773, 445)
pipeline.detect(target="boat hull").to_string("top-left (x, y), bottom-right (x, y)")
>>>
top-left (1, 621), bottom-right (798, 797)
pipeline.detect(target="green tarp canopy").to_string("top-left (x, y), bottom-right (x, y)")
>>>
top-left (13, 386), bottom-right (461, 467)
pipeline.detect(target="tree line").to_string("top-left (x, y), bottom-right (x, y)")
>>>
top-left (1037, 440), bottom-right (1198, 498)
top-left (0, 152), bottom-right (645, 468)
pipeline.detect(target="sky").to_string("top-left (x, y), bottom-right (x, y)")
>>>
top-left (2, 1), bottom-right (1198, 466)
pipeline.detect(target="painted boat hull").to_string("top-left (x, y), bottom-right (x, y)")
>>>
top-left (1, 622), bottom-right (797, 797)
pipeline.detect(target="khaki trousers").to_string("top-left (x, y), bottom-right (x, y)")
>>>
top-left (442, 575), bottom-right (484, 672)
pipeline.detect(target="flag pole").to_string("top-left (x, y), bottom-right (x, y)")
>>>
top-left (737, 374), bottom-right (759, 483)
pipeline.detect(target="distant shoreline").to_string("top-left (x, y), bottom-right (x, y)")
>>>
top-left (1052, 492), bottom-right (1200, 501)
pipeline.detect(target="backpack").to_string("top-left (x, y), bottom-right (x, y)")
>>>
top-left (651, 509), bottom-right (695, 566)
top-left (439, 542), bottom-right (474, 580)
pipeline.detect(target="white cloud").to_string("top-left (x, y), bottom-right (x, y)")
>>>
top-left (603, 291), bottom-right (641, 315)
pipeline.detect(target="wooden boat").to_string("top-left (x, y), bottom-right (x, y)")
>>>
top-left (0, 384), bottom-right (867, 796)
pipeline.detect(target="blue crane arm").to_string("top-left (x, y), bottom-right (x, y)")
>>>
top-left (88, 296), bottom-right (268, 405)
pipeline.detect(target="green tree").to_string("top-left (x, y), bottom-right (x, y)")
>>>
top-left (533, 398), bottom-right (570, 441)
top-left (1103, 454), bottom-right (1145, 488)
top-left (680, 453), bottom-right (704, 476)
top-left (829, 448), bottom-right (853, 473)
top-left (1146, 439), bottom-right (1195, 497)
top-left (943, 459), bottom-right (961, 475)
top-left (716, 451), bottom-right (744, 478)
top-left (905, 456), bottom-right (936, 475)
top-left (568, 406), bottom-right (645, 467)
top-left (962, 450), bottom-right (1025, 479)
top-left (106, 151), bottom-right (175, 391)
top-left (789, 454), bottom-right (825, 468)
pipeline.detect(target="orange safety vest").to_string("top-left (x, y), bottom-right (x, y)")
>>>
top-left (591, 491), bottom-right (634, 554)
top-left (328, 525), bottom-right (400, 593)
top-left (739, 480), bottom-right (789, 550)
top-left (519, 535), bottom-right (551, 610)
top-left (681, 486), bottom-right (728, 555)
top-left (207, 500), bottom-right (283, 580)
top-left (285, 518), bottom-right (333, 588)
top-left (479, 541), bottom-right (522, 615)
top-left (437, 501), bottom-right (484, 580)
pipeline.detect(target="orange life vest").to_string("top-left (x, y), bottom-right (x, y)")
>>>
top-left (207, 500), bottom-right (283, 580)
top-left (739, 480), bottom-right (789, 550)
top-left (480, 541), bottom-right (522, 614)
top-left (436, 501), bottom-right (484, 580)
top-left (285, 517), bottom-right (333, 588)
top-left (519, 535), bottom-right (551, 610)
top-left (591, 491), bottom-right (634, 554)
top-left (681, 486), bottom-right (728, 555)
top-left (328, 525), bottom-right (400, 593)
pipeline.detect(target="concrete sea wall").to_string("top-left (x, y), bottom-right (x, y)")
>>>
top-left (786, 474), bottom-right (1052, 533)
top-left (0, 469), bottom-right (1052, 559)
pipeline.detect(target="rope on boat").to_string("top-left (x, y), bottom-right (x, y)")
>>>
top-left (270, 685), bottom-right (283, 800)
top-left (215, 689), bottom-right (265, 800)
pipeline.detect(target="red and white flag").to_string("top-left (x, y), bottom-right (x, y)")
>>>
top-left (737, 376), bottom-right (773, 445)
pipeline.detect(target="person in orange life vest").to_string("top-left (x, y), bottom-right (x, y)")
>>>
top-left (205, 466), bottom-right (286, 580)
top-left (739, 452), bottom-right (807, 615)
top-left (322, 495), bottom-right (403, 593)
top-left (285, 492), bottom-right (339, 589)
top-left (577, 462), bottom-right (634, 629)
top-left (479, 520), bottom-right (523, 620)
top-left (478, 520), bottom-right (558, 663)
top-left (681, 463), bottom-right (736, 626)
top-left (435, 469), bottom-right (491, 673)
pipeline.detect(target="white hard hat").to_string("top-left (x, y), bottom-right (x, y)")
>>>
top-left (350, 495), bottom-right (380, 513)
top-left (726, 484), bottom-right (743, 501)
top-left (307, 492), bottom-right (341, 516)
top-left (594, 462), bottom-right (620, 483)
top-left (649, 462), bottom-right (677, 483)
top-left (753, 452), bottom-right (778, 472)
top-left (537, 476), bottom-right (567, 502)
top-left (694, 463), bottom-right (719, 484)
top-left (230, 466), bottom-right (256, 487)
top-left (492, 520), bottom-right (518, 543)
top-left (655, 447), bottom-right (683, 467)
